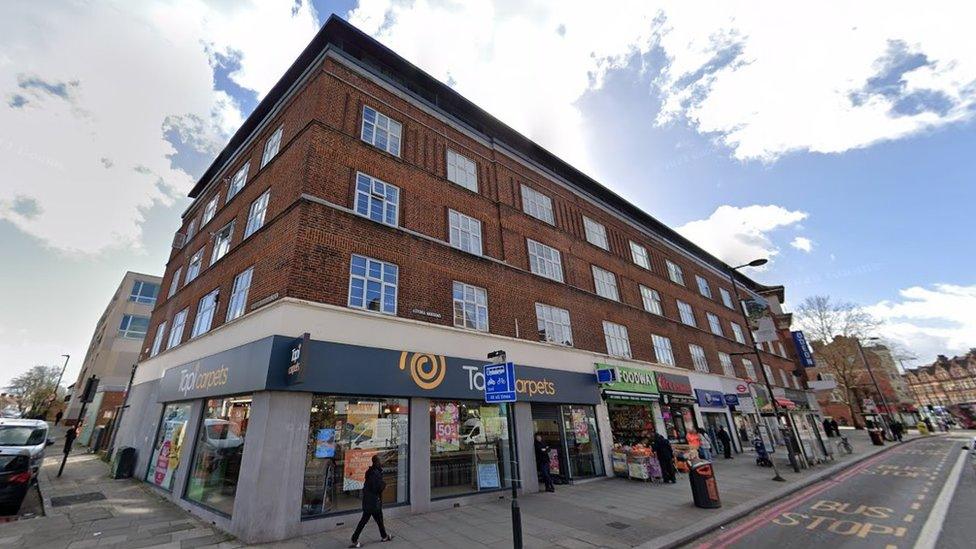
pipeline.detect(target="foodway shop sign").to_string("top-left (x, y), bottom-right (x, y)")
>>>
top-left (595, 363), bottom-right (659, 394)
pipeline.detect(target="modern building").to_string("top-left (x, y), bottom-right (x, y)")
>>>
top-left (904, 350), bottom-right (976, 427)
top-left (65, 271), bottom-right (161, 448)
top-left (113, 16), bottom-right (818, 543)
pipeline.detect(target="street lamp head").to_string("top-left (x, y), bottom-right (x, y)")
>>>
top-left (747, 258), bottom-right (768, 267)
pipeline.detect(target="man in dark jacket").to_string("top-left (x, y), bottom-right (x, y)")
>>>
top-left (652, 433), bottom-right (676, 483)
top-left (534, 434), bottom-right (555, 492)
top-left (350, 454), bottom-right (393, 547)
top-left (716, 426), bottom-right (733, 459)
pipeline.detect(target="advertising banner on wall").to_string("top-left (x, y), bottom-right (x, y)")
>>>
top-left (741, 296), bottom-right (778, 343)
top-left (572, 409), bottom-right (590, 443)
top-left (791, 331), bottom-right (817, 367)
top-left (434, 402), bottom-right (460, 452)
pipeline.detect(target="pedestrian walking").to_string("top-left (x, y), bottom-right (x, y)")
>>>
top-left (923, 417), bottom-right (933, 432)
top-left (717, 426), bottom-right (733, 459)
top-left (652, 433), bottom-right (676, 484)
top-left (349, 454), bottom-right (393, 547)
top-left (534, 434), bottom-right (555, 492)
top-left (698, 431), bottom-right (713, 460)
top-left (891, 421), bottom-right (904, 442)
top-left (830, 419), bottom-right (840, 437)
top-left (822, 418), bottom-right (833, 437)
top-left (54, 410), bottom-right (63, 426)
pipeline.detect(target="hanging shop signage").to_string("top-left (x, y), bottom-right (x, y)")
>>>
top-left (287, 332), bottom-right (310, 385)
top-left (723, 394), bottom-right (740, 406)
top-left (790, 331), bottom-right (816, 368)
top-left (695, 389), bottom-right (726, 408)
top-left (655, 372), bottom-right (692, 395)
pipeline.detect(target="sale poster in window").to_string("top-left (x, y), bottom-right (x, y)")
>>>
top-left (434, 403), bottom-right (460, 452)
top-left (346, 402), bottom-right (380, 448)
top-left (572, 409), bottom-right (590, 444)
top-left (342, 448), bottom-right (378, 491)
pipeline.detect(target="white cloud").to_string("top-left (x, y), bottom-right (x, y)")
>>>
top-left (0, 1), bottom-right (318, 254)
top-left (867, 284), bottom-right (976, 366)
top-left (790, 236), bottom-right (814, 253)
top-left (675, 204), bottom-right (808, 267)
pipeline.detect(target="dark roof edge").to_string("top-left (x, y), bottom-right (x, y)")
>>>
top-left (187, 14), bottom-right (769, 292)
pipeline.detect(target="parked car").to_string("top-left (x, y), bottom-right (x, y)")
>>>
top-left (0, 419), bottom-right (53, 477)
top-left (0, 448), bottom-right (32, 515)
top-left (0, 408), bottom-right (21, 419)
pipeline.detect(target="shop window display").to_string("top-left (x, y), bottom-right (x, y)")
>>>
top-left (559, 405), bottom-right (604, 479)
top-left (661, 403), bottom-right (695, 444)
top-left (145, 402), bottom-right (191, 491)
top-left (302, 396), bottom-right (409, 518)
top-left (185, 396), bottom-right (252, 516)
top-left (430, 400), bottom-right (512, 498)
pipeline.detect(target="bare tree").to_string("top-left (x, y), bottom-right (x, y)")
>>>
top-left (794, 295), bottom-right (881, 343)
top-left (811, 339), bottom-right (869, 428)
top-left (7, 365), bottom-right (62, 417)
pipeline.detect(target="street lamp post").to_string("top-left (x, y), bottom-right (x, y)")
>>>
top-left (43, 354), bottom-right (70, 418)
top-left (856, 337), bottom-right (894, 439)
top-left (727, 258), bottom-right (800, 479)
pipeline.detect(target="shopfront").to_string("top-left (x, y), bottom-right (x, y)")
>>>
top-left (529, 402), bottom-right (604, 483)
top-left (695, 389), bottom-right (735, 456)
top-left (656, 372), bottom-right (698, 447)
top-left (595, 364), bottom-right (663, 479)
top-left (720, 378), bottom-right (757, 452)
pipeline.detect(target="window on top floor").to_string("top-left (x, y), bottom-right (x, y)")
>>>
top-left (520, 185), bottom-right (554, 225)
top-left (689, 344), bottom-right (709, 373)
top-left (201, 194), bottom-right (219, 227)
top-left (640, 285), bottom-right (662, 315)
top-left (226, 267), bottom-right (254, 322)
top-left (348, 254), bottom-right (398, 315)
top-left (168, 267), bottom-right (182, 298)
top-left (361, 106), bottom-right (402, 157)
top-left (186, 218), bottom-right (198, 241)
top-left (652, 334), bottom-right (675, 366)
top-left (446, 149), bottom-right (478, 192)
top-left (630, 241), bottom-right (650, 269)
top-left (129, 280), bottom-right (159, 305)
top-left (453, 282), bottom-right (489, 332)
top-left (227, 163), bottom-right (250, 203)
top-left (583, 216), bottom-right (609, 250)
top-left (244, 191), bottom-right (270, 239)
top-left (695, 275), bottom-right (712, 299)
top-left (448, 210), bottom-right (482, 255)
top-left (526, 239), bottom-right (563, 282)
top-left (167, 308), bottom-right (188, 350)
top-left (602, 321), bottom-right (631, 359)
top-left (185, 249), bottom-right (204, 286)
top-left (719, 352), bottom-right (734, 377)
top-left (118, 314), bottom-right (149, 339)
top-left (354, 172), bottom-right (400, 227)
top-left (730, 322), bottom-right (746, 344)
top-left (677, 300), bottom-right (696, 327)
top-left (666, 260), bottom-right (684, 285)
top-left (261, 126), bottom-right (283, 167)
top-left (535, 303), bottom-right (572, 346)
top-left (191, 289), bottom-right (219, 338)
top-left (150, 321), bottom-right (167, 358)
top-left (706, 313), bottom-right (724, 337)
top-left (720, 287), bottom-right (734, 309)
top-left (210, 222), bottom-right (234, 265)
top-left (592, 266), bottom-right (619, 301)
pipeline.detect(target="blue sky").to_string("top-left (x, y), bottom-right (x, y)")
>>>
top-left (1, 1), bottom-right (973, 387)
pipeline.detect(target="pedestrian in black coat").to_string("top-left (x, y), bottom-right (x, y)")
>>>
top-left (534, 434), bottom-right (555, 492)
top-left (652, 433), bottom-right (676, 483)
top-left (350, 454), bottom-right (393, 547)
top-left (716, 426), bottom-right (733, 459)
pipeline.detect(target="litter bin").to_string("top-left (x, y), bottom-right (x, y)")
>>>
top-left (111, 447), bottom-right (137, 479)
top-left (688, 461), bottom-right (721, 508)
top-left (868, 429), bottom-right (884, 446)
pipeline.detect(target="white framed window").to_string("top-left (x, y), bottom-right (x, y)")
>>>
top-left (652, 334), bottom-right (675, 366)
top-left (730, 322), bottom-right (745, 344)
top-left (186, 218), bottom-right (198, 241)
top-left (743, 358), bottom-right (757, 380)
top-left (677, 300), bottom-right (696, 327)
top-left (640, 285), bottom-right (662, 315)
top-left (775, 341), bottom-right (787, 357)
top-left (201, 194), bottom-right (219, 227)
top-left (448, 210), bottom-right (482, 255)
top-left (361, 106), bottom-right (402, 156)
top-left (603, 321), bottom-right (631, 358)
top-left (210, 222), bottom-right (234, 265)
top-left (185, 249), bottom-right (204, 285)
top-left (753, 332), bottom-right (763, 351)
top-left (707, 313), bottom-right (724, 337)
top-left (520, 185), bottom-right (554, 225)
top-left (452, 282), bottom-right (488, 332)
top-left (630, 241), bottom-right (650, 269)
top-left (527, 239), bottom-right (563, 282)
top-left (689, 344), bottom-right (709, 373)
top-left (261, 126), bottom-right (283, 167)
top-left (666, 260), bottom-right (684, 285)
top-left (244, 190), bottom-right (270, 239)
top-left (227, 163), bottom-right (250, 202)
top-left (118, 314), bottom-right (149, 339)
top-left (779, 369), bottom-right (790, 387)
top-left (191, 289), bottom-right (219, 338)
top-left (129, 280), bottom-right (159, 305)
top-left (150, 321), bottom-right (167, 357)
top-left (168, 267), bottom-right (181, 298)
top-left (720, 287), bottom-right (734, 309)
top-left (583, 216), bottom-right (609, 250)
top-left (167, 309), bottom-right (188, 350)
top-left (226, 267), bottom-right (253, 322)
top-left (354, 172), bottom-right (399, 227)
top-left (348, 254), bottom-right (398, 315)
top-left (535, 303), bottom-right (572, 346)
top-left (764, 364), bottom-right (774, 383)
top-left (696, 275), bottom-right (712, 299)
top-left (719, 352), bottom-right (734, 377)
top-left (592, 266), bottom-right (619, 301)
top-left (446, 149), bottom-right (478, 192)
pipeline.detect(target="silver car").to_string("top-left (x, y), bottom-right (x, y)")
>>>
top-left (0, 419), bottom-right (53, 478)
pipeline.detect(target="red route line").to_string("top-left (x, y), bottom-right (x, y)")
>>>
top-left (698, 448), bottom-right (910, 549)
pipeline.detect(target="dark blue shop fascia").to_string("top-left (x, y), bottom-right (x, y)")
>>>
top-left (157, 335), bottom-right (601, 405)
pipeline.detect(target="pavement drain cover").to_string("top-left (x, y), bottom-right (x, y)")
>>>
top-left (50, 492), bottom-right (107, 507)
top-left (607, 521), bottom-right (631, 530)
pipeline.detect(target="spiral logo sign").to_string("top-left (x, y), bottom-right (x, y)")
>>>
top-left (399, 351), bottom-right (447, 390)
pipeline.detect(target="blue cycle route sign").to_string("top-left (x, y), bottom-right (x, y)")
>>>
top-left (483, 362), bottom-right (517, 403)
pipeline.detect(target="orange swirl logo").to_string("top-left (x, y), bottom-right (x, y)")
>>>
top-left (399, 351), bottom-right (447, 390)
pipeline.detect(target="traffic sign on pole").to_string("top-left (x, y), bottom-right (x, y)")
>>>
top-left (484, 362), bottom-right (517, 403)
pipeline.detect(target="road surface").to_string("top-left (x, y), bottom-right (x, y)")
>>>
top-left (692, 433), bottom-right (974, 549)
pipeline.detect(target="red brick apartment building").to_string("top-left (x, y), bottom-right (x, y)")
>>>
top-left (114, 16), bottom-right (824, 543)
